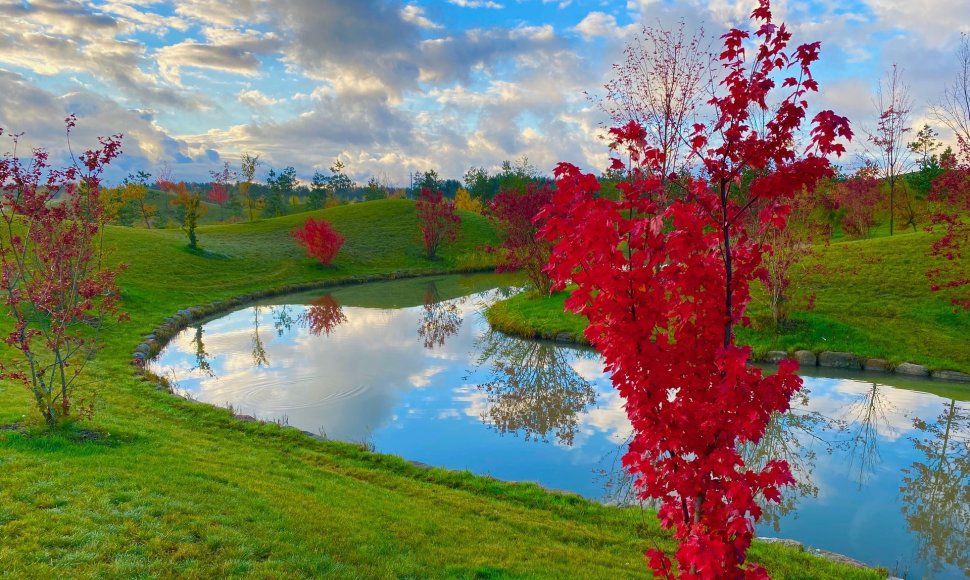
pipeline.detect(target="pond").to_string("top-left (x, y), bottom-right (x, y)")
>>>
top-left (149, 273), bottom-right (970, 579)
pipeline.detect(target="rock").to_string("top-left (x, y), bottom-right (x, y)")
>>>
top-left (863, 358), bottom-right (890, 372)
top-left (134, 342), bottom-right (151, 355)
top-left (818, 351), bottom-right (861, 369)
top-left (758, 537), bottom-right (803, 550)
top-left (809, 548), bottom-right (869, 569)
top-left (932, 370), bottom-right (970, 383)
top-left (793, 350), bottom-right (816, 366)
top-left (764, 351), bottom-right (789, 363)
top-left (555, 332), bottom-right (574, 343)
top-left (234, 414), bottom-right (258, 423)
top-left (896, 362), bottom-right (930, 377)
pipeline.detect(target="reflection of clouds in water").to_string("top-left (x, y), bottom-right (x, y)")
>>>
top-left (453, 385), bottom-right (488, 419)
top-left (153, 297), bottom-right (483, 442)
top-left (813, 379), bottom-right (942, 442)
top-left (569, 356), bottom-right (607, 381)
top-left (410, 366), bottom-right (446, 388)
top-left (577, 389), bottom-right (631, 444)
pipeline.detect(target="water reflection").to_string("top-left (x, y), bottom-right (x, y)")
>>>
top-left (739, 393), bottom-right (837, 532)
top-left (900, 399), bottom-right (970, 575)
top-left (418, 281), bottom-right (464, 349)
top-left (251, 306), bottom-right (270, 368)
top-left (298, 295), bottom-right (347, 337)
top-left (474, 329), bottom-right (596, 445)
top-left (840, 383), bottom-right (898, 487)
top-left (189, 325), bottom-right (214, 377)
top-left (149, 275), bottom-right (970, 579)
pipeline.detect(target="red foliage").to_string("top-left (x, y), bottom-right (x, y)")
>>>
top-left (836, 161), bottom-right (883, 238)
top-left (928, 158), bottom-right (970, 309)
top-left (539, 2), bottom-right (851, 576)
top-left (487, 183), bottom-right (554, 293)
top-left (291, 217), bottom-right (344, 266)
top-left (0, 115), bottom-right (127, 425)
top-left (299, 294), bottom-right (346, 336)
top-left (415, 187), bottom-right (460, 260)
top-left (157, 179), bottom-right (177, 192)
top-left (208, 182), bottom-right (229, 205)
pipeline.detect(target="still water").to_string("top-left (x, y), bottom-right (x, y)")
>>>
top-left (149, 274), bottom-right (969, 579)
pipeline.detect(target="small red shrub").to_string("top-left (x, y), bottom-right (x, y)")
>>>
top-left (292, 217), bottom-right (344, 265)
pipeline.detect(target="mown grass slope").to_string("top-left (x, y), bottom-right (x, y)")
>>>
top-left (487, 230), bottom-right (969, 374)
top-left (0, 200), bottom-right (882, 578)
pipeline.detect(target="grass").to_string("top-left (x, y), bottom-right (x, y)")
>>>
top-left (487, 230), bottom-right (970, 375)
top-left (0, 199), bottom-right (883, 578)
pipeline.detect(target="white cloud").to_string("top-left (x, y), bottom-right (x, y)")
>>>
top-left (401, 4), bottom-right (441, 29)
top-left (238, 89), bottom-right (282, 108)
top-left (448, 0), bottom-right (504, 8)
top-left (572, 12), bottom-right (623, 40)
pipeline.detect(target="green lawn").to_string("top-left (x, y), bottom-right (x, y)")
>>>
top-left (488, 230), bottom-right (970, 376)
top-left (0, 200), bottom-right (883, 578)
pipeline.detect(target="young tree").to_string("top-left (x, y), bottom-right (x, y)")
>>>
top-left (454, 187), bottom-right (483, 213)
top-left (927, 34), bottom-right (970, 310)
top-left (291, 217), bottom-right (344, 266)
top-left (417, 169), bottom-right (443, 192)
top-left (363, 176), bottom-right (385, 201)
top-left (415, 187), bottom-right (460, 260)
top-left (539, 2), bottom-right (851, 575)
top-left (487, 184), bottom-right (555, 294)
top-left (0, 116), bottom-right (127, 426)
top-left (867, 64), bottom-right (913, 235)
top-left (239, 152), bottom-right (260, 221)
top-left (928, 154), bottom-right (970, 309)
top-left (166, 181), bottom-right (207, 250)
top-left (601, 19), bottom-right (714, 181)
top-left (208, 161), bottom-right (236, 220)
top-left (463, 166), bottom-right (494, 199)
top-left (837, 161), bottom-right (884, 238)
top-left (309, 169), bottom-right (329, 209)
top-left (932, 33), bottom-right (970, 151)
top-left (126, 170), bottom-right (156, 228)
top-left (264, 166), bottom-right (296, 218)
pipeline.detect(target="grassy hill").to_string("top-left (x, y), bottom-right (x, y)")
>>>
top-left (0, 200), bottom-right (881, 578)
top-left (487, 229), bottom-right (970, 375)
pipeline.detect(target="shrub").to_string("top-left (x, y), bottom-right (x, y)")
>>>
top-left (292, 217), bottom-right (344, 265)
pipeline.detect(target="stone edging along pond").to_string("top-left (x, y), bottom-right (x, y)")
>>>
top-left (523, 330), bottom-right (970, 384)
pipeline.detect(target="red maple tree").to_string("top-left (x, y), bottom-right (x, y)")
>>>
top-left (487, 183), bottom-right (555, 293)
top-left (928, 149), bottom-right (970, 309)
top-left (0, 115), bottom-right (127, 426)
top-left (291, 217), bottom-right (344, 266)
top-left (415, 187), bottom-right (460, 260)
top-left (539, 2), bottom-right (851, 576)
top-left (837, 161), bottom-right (883, 238)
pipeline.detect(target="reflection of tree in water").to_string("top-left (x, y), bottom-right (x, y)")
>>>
top-left (474, 329), bottom-right (595, 446)
top-left (596, 388), bottom-right (839, 525)
top-left (838, 383), bottom-right (897, 487)
top-left (270, 304), bottom-right (296, 336)
top-left (189, 325), bottom-right (214, 377)
top-left (251, 306), bottom-right (269, 368)
top-left (297, 295), bottom-right (347, 337)
top-left (739, 389), bottom-right (839, 531)
top-left (418, 282), bottom-right (464, 349)
top-left (900, 399), bottom-right (970, 575)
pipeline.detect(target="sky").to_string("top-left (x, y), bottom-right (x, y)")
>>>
top-left (0, 0), bottom-right (967, 186)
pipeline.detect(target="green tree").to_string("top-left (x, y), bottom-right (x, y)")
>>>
top-left (239, 152), bottom-right (260, 221)
top-left (264, 166), bottom-right (296, 218)
top-left (363, 177), bottom-right (385, 201)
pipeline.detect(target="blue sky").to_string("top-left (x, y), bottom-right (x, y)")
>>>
top-left (0, 0), bottom-right (967, 185)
